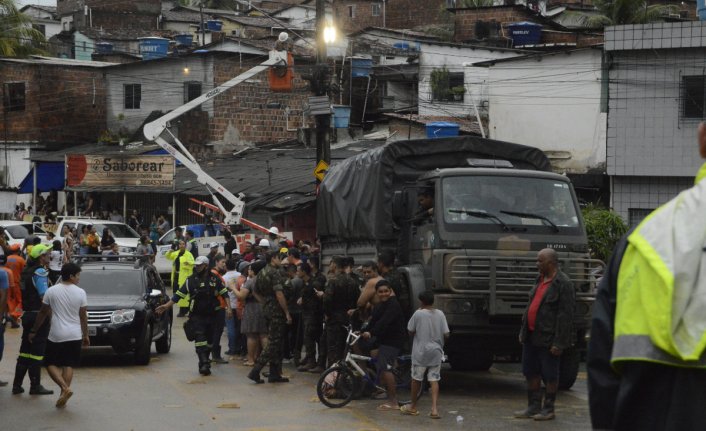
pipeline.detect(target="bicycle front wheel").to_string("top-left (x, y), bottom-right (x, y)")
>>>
top-left (317, 365), bottom-right (358, 408)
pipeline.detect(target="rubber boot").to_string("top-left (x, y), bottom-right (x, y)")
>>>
top-left (211, 345), bottom-right (227, 364)
top-left (247, 366), bottom-right (264, 384)
top-left (12, 363), bottom-right (28, 394)
top-left (514, 390), bottom-right (542, 418)
top-left (533, 392), bottom-right (556, 421)
top-left (267, 363), bottom-right (289, 383)
top-left (197, 351), bottom-right (211, 376)
top-left (297, 360), bottom-right (315, 372)
top-left (28, 365), bottom-right (54, 395)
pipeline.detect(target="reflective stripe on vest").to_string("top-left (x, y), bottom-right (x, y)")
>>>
top-left (612, 177), bottom-right (706, 368)
top-left (696, 162), bottom-right (706, 185)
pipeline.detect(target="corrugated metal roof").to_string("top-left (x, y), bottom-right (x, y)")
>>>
top-left (1, 56), bottom-right (117, 67)
top-left (175, 141), bottom-right (385, 212)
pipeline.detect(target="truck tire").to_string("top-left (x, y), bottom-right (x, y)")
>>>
top-left (449, 351), bottom-right (494, 372)
top-left (134, 323), bottom-right (152, 365)
top-left (558, 347), bottom-right (580, 390)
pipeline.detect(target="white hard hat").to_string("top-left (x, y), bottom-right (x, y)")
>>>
top-left (194, 256), bottom-right (209, 266)
top-left (259, 239), bottom-right (270, 248)
top-left (209, 242), bottom-right (219, 249)
top-left (268, 226), bottom-right (279, 235)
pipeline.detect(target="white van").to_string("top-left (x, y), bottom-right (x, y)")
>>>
top-left (153, 224), bottom-right (239, 275)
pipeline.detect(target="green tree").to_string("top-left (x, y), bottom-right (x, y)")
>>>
top-left (0, 0), bottom-right (46, 57)
top-left (570, 0), bottom-right (677, 29)
top-left (581, 204), bottom-right (628, 262)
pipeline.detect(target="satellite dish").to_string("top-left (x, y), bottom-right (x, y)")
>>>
top-left (278, 32), bottom-right (288, 43)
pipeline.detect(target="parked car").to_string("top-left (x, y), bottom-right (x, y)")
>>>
top-left (153, 224), bottom-right (238, 276)
top-left (78, 258), bottom-right (172, 365)
top-left (0, 220), bottom-right (47, 247)
top-left (55, 218), bottom-right (140, 254)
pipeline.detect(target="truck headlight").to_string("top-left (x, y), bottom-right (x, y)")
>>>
top-left (111, 309), bottom-right (135, 324)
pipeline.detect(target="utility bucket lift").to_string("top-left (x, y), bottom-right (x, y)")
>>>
top-left (143, 47), bottom-right (292, 229)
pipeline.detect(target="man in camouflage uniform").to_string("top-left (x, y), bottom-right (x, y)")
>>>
top-left (378, 250), bottom-right (411, 319)
top-left (323, 256), bottom-right (360, 366)
top-left (247, 251), bottom-right (292, 384)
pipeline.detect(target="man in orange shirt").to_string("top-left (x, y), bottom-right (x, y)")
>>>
top-left (4, 244), bottom-right (24, 326)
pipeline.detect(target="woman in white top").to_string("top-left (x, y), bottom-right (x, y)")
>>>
top-left (48, 240), bottom-right (65, 284)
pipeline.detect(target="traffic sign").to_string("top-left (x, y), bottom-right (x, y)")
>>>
top-left (314, 160), bottom-right (329, 182)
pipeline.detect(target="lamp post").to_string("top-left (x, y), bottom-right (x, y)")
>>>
top-left (313, 0), bottom-right (335, 185)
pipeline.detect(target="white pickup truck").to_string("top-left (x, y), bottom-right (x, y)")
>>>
top-left (53, 218), bottom-right (140, 254)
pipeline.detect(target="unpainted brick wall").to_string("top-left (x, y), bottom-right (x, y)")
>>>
top-left (334, 0), bottom-right (385, 34)
top-left (454, 6), bottom-right (535, 42)
top-left (384, 0), bottom-right (449, 30)
top-left (210, 55), bottom-right (311, 145)
top-left (0, 63), bottom-right (107, 144)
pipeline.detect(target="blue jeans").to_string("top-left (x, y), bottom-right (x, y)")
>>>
top-left (225, 315), bottom-right (244, 354)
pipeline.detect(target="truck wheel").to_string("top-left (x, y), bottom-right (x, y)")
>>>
top-left (155, 317), bottom-right (172, 354)
top-left (448, 351), bottom-right (493, 371)
top-left (134, 323), bottom-right (152, 365)
top-left (558, 347), bottom-right (580, 390)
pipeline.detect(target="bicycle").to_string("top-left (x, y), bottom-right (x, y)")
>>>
top-left (316, 326), bottom-right (419, 408)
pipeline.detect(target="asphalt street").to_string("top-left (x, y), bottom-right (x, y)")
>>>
top-left (0, 319), bottom-right (592, 430)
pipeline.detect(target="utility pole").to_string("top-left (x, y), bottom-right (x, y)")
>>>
top-left (314, 0), bottom-right (330, 184)
top-left (199, 1), bottom-right (205, 47)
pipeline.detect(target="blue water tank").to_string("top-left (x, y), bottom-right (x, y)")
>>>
top-left (139, 37), bottom-right (169, 60)
top-left (507, 21), bottom-right (542, 46)
top-left (332, 105), bottom-right (351, 128)
top-left (351, 57), bottom-right (373, 78)
top-left (205, 20), bottom-right (223, 31)
top-left (95, 42), bottom-right (113, 54)
top-left (699, 0), bottom-right (706, 19)
top-left (175, 33), bottom-right (193, 47)
top-left (426, 122), bottom-right (460, 139)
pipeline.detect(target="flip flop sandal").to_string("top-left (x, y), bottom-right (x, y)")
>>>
top-left (400, 405), bottom-right (420, 416)
top-left (428, 412), bottom-right (441, 419)
top-left (377, 403), bottom-right (399, 411)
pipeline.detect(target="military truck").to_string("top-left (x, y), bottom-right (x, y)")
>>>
top-left (317, 136), bottom-right (602, 389)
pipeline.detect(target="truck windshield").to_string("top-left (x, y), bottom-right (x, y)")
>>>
top-left (442, 176), bottom-right (580, 230)
top-left (91, 223), bottom-right (140, 238)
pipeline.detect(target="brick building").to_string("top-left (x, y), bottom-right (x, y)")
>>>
top-left (334, 0), bottom-right (452, 34)
top-left (56, 0), bottom-right (161, 32)
top-left (0, 57), bottom-right (109, 145)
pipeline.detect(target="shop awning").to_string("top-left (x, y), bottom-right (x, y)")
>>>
top-left (17, 162), bottom-right (65, 194)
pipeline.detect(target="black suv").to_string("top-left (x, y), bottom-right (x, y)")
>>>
top-left (77, 258), bottom-right (172, 365)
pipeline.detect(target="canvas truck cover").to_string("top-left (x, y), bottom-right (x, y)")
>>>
top-left (317, 136), bottom-right (551, 240)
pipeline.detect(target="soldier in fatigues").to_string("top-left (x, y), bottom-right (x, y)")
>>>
top-left (323, 256), bottom-right (360, 366)
top-left (248, 251), bottom-right (292, 384)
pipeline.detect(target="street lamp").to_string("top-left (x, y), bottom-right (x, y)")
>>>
top-left (323, 23), bottom-right (336, 45)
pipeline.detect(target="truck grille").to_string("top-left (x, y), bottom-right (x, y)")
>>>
top-left (87, 310), bottom-right (113, 325)
top-left (446, 255), bottom-right (602, 296)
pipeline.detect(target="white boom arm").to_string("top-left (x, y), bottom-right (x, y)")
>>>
top-left (143, 50), bottom-right (289, 225)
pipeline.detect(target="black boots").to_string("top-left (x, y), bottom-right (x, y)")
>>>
top-left (12, 363), bottom-right (27, 394)
top-left (514, 390), bottom-right (542, 418)
top-left (28, 365), bottom-right (54, 395)
top-left (247, 367), bottom-right (264, 384)
top-left (210, 346), bottom-right (228, 364)
top-left (267, 364), bottom-right (289, 383)
top-left (533, 392), bottom-right (556, 421)
top-left (197, 351), bottom-right (211, 376)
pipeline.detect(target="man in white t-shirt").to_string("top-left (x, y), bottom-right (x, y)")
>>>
top-left (401, 290), bottom-right (449, 419)
top-left (29, 262), bottom-right (88, 408)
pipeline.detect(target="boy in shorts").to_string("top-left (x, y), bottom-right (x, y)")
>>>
top-left (401, 290), bottom-right (449, 419)
top-left (29, 263), bottom-right (88, 408)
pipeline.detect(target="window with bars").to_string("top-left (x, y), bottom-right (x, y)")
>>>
top-left (681, 75), bottom-right (706, 119)
top-left (184, 81), bottom-right (202, 103)
top-left (3, 82), bottom-right (26, 112)
top-left (628, 208), bottom-right (653, 227)
top-left (372, 3), bottom-right (381, 16)
top-left (124, 84), bottom-right (141, 110)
